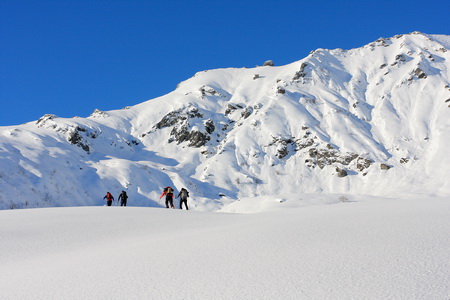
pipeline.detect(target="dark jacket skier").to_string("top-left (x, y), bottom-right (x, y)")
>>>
top-left (177, 188), bottom-right (189, 210)
top-left (118, 191), bottom-right (128, 206)
top-left (103, 192), bottom-right (114, 206)
top-left (160, 186), bottom-right (175, 209)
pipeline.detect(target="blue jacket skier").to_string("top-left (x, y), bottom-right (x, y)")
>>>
top-left (118, 191), bottom-right (128, 206)
top-left (177, 188), bottom-right (189, 210)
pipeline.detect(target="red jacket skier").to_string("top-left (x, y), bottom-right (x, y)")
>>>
top-left (103, 192), bottom-right (114, 206)
top-left (160, 186), bottom-right (175, 209)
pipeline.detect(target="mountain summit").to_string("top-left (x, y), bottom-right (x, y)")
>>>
top-left (1, 32), bottom-right (449, 210)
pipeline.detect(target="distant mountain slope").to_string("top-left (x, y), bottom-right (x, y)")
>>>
top-left (1, 32), bottom-right (449, 210)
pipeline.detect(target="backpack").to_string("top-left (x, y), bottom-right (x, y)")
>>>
top-left (165, 187), bottom-right (174, 194)
top-left (180, 189), bottom-right (189, 199)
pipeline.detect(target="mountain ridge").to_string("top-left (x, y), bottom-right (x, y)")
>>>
top-left (1, 32), bottom-right (449, 210)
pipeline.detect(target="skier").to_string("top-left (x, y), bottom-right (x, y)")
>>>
top-left (103, 192), bottom-right (114, 206)
top-left (118, 190), bottom-right (128, 206)
top-left (160, 186), bottom-right (175, 209)
top-left (177, 188), bottom-right (189, 210)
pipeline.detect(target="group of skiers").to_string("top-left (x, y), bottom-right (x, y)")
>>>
top-left (103, 190), bottom-right (128, 206)
top-left (103, 186), bottom-right (190, 210)
top-left (159, 186), bottom-right (190, 210)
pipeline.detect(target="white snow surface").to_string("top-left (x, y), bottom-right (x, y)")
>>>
top-left (1, 196), bottom-right (449, 300)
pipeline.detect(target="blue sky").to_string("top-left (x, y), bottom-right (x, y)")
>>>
top-left (1, 0), bottom-right (449, 126)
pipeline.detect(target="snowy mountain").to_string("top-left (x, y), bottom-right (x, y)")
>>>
top-left (1, 32), bottom-right (449, 211)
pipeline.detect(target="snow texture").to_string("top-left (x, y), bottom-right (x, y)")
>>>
top-left (1, 196), bottom-right (449, 299)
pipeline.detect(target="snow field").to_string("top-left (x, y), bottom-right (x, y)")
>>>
top-left (1, 196), bottom-right (449, 299)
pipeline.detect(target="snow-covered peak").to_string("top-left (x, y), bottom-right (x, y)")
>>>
top-left (1, 32), bottom-right (449, 211)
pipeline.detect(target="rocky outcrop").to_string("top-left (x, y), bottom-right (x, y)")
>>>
top-left (380, 163), bottom-right (391, 170)
top-left (67, 126), bottom-right (90, 153)
top-left (268, 131), bottom-right (374, 175)
top-left (225, 104), bottom-right (238, 116)
top-left (336, 167), bottom-right (348, 177)
top-left (241, 107), bottom-right (253, 119)
top-left (391, 54), bottom-right (407, 66)
top-left (293, 63), bottom-right (308, 80)
top-left (89, 109), bottom-right (109, 118)
top-left (36, 114), bottom-right (58, 128)
top-left (155, 107), bottom-right (203, 129)
top-left (414, 68), bottom-right (427, 79)
top-left (170, 125), bottom-right (210, 147)
top-left (276, 86), bottom-right (286, 94)
top-left (152, 106), bottom-right (217, 148)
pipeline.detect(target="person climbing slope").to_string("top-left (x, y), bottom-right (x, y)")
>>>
top-left (103, 192), bottom-right (114, 206)
top-left (160, 186), bottom-right (175, 209)
top-left (118, 190), bottom-right (128, 206)
top-left (177, 188), bottom-right (189, 210)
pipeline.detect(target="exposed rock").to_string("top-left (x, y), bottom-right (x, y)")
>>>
top-left (199, 85), bottom-right (220, 97)
top-left (269, 136), bottom-right (295, 159)
top-left (277, 86), bottom-right (286, 94)
top-left (336, 167), bottom-right (348, 177)
top-left (126, 139), bottom-right (139, 146)
top-left (225, 104), bottom-right (238, 116)
top-left (263, 60), bottom-right (274, 66)
top-left (187, 130), bottom-right (210, 148)
top-left (204, 119), bottom-right (215, 134)
top-left (308, 148), bottom-right (358, 169)
top-left (375, 38), bottom-right (391, 47)
top-left (276, 145), bottom-right (289, 159)
top-left (413, 68), bottom-right (427, 79)
top-left (150, 106), bottom-right (215, 148)
top-left (253, 103), bottom-right (263, 110)
top-left (90, 109), bottom-right (109, 118)
top-left (155, 107), bottom-right (203, 129)
top-left (296, 138), bottom-right (314, 150)
top-left (67, 126), bottom-right (90, 153)
top-left (36, 114), bottom-right (56, 123)
top-left (241, 107), bottom-right (254, 119)
top-left (380, 163), bottom-right (391, 170)
top-left (356, 157), bottom-right (373, 172)
top-left (400, 157), bottom-right (409, 164)
top-left (170, 125), bottom-right (211, 148)
top-left (36, 114), bottom-right (58, 128)
top-left (269, 132), bottom-right (371, 174)
top-left (293, 63), bottom-right (308, 80)
top-left (391, 54), bottom-right (406, 66)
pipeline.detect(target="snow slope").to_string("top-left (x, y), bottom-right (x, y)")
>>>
top-left (0, 31), bottom-right (450, 211)
top-left (1, 196), bottom-right (449, 299)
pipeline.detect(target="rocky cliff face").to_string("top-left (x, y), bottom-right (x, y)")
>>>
top-left (1, 32), bottom-right (449, 210)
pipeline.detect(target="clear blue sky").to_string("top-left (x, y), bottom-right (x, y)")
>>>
top-left (1, 0), bottom-right (448, 126)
